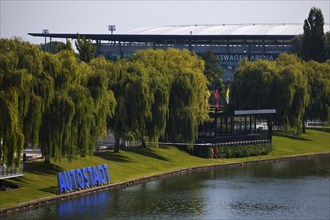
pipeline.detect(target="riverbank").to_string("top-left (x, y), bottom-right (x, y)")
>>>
top-left (0, 128), bottom-right (329, 214)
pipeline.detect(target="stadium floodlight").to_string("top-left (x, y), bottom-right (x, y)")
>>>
top-left (42, 29), bottom-right (49, 52)
top-left (108, 25), bottom-right (116, 35)
top-left (42, 29), bottom-right (49, 34)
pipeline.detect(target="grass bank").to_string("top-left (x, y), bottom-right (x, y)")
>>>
top-left (0, 128), bottom-right (329, 209)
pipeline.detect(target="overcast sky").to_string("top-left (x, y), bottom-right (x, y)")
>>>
top-left (1, 0), bottom-right (329, 45)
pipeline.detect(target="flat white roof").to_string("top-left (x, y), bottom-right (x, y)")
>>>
top-left (234, 109), bottom-right (276, 115)
top-left (126, 24), bottom-right (330, 36)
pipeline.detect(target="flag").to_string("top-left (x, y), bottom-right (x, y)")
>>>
top-left (216, 99), bottom-right (219, 110)
top-left (214, 87), bottom-right (219, 99)
top-left (214, 87), bottom-right (219, 110)
top-left (225, 86), bottom-right (230, 104)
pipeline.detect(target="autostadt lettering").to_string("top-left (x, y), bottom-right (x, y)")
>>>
top-left (218, 54), bottom-right (275, 61)
top-left (57, 164), bottom-right (110, 193)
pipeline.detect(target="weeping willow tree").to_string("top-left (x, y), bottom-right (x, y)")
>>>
top-left (304, 61), bottom-right (330, 124)
top-left (274, 53), bottom-right (309, 133)
top-left (166, 73), bottom-right (199, 144)
top-left (39, 51), bottom-right (117, 162)
top-left (1, 38), bottom-right (210, 161)
top-left (130, 50), bottom-right (170, 146)
top-left (231, 53), bottom-right (309, 134)
top-left (0, 89), bottom-right (24, 167)
top-left (231, 59), bottom-right (277, 110)
top-left (146, 71), bottom-right (170, 145)
top-left (84, 57), bottom-right (116, 155)
top-left (67, 65), bottom-right (116, 159)
top-left (40, 93), bottom-right (75, 162)
top-left (165, 49), bottom-right (209, 144)
top-left (38, 50), bottom-right (77, 162)
top-left (0, 38), bottom-right (45, 167)
top-left (109, 49), bottom-right (209, 151)
top-left (230, 59), bottom-right (277, 132)
top-left (107, 59), bottom-right (131, 152)
top-left (109, 60), bottom-right (153, 151)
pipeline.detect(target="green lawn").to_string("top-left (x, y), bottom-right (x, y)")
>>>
top-left (0, 128), bottom-right (329, 209)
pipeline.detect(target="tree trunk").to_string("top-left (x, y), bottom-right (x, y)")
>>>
top-left (267, 119), bottom-right (273, 142)
top-left (302, 120), bottom-right (306, 133)
top-left (44, 157), bottom-right (51, 164)
top-left (114, 134), bottom-right (120, 153)
top-left (141, 137), bottom-right (146, 148)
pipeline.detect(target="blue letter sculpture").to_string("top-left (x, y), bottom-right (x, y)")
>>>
top-left (57, 164), bottom-right (110, 193)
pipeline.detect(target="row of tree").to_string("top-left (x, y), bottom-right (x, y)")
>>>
top-left (0, 38), bottom-right (209, 166)
top-left (230, 53), bottom-right (330, 133)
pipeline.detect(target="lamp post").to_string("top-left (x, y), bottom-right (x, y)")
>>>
top-left (42, 29), bottom-right (49, 52)
top-left (108, 25), bottom-right (116, 35)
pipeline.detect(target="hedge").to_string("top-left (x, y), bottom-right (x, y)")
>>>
top-left (192, 144), bottom-right (272, 158)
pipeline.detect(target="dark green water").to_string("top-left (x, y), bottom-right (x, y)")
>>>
top-left (3, 157), bottom-right (330, 220)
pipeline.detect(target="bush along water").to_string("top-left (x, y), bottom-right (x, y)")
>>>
top-left (192, 144), bottom-right (272, 158)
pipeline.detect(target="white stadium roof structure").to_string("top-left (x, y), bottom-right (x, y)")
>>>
top-left (125, 23), bottom-right (330, 36)
top-left (29, 23), bottom-right (330, 42)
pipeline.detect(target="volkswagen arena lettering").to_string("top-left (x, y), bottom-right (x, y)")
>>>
top-left (218, 54), bottom-right (277, 62)
top-left (57, 164), bottom-right (110, 193)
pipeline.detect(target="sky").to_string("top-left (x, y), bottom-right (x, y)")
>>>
top-left (1, 0), bottom-right (329, 45)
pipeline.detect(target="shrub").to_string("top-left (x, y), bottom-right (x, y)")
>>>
top-left (191, 144), bottom-right (272, 158)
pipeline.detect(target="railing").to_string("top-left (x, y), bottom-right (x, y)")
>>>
top-left (0, 162), bottom-right (24, 180)
top-left (209, 139), bottom-right (271, 147)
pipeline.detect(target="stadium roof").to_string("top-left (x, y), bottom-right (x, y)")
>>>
top-left (29, 23), bottom-right (330, 42)
top-left (126, 23), bottom-right (330, 36)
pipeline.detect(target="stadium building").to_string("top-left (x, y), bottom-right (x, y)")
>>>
top-left (29, 23), bottom-right (330, 81)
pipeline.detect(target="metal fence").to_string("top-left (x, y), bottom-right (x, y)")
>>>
top-left (0, 162), bottom-right (24, 180)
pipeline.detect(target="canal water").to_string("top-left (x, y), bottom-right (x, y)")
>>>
top-left (3, 157), bottom-right (330, 220)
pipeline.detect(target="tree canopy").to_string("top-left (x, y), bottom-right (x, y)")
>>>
top-left (0, 39), bottom-right (210, 164)
top-left (75, 34), bottom-right (95, 63)
top-left (231, 53), bottom-right (312, 133)
top-left (303, 60), bottom-right (330, 121)
top-left (200, 51), bottom-right (223, 86)
top-left (0, 39), bottom-right (116, 165)
top-left (109, 49), bottom-right (209, 151)
top-left (0, 38), bottom-right (46, 166)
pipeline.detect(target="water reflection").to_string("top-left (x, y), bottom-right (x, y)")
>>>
top-left (58, 191), bottom-right (110, 219)
top-left (2, 157), bottom-right (330, 220)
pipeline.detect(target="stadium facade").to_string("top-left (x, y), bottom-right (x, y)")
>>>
top-left (29, 23), bottom-right (330, 81)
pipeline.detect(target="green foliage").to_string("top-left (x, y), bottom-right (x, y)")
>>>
top-left (304, 61), bottom-right (330, 121)
top-left (109, 49), bottom-right (209, 151)
top-left (231, 59), bottom-right (276, 110)
top-left (0, 38), bottom-right (117, 165)
top-left (214, 145), bottom-right (272, 158)
top-left (165, 49), bottom-right (209, 144)
top-left (290, 35), bottom-right (304, 58)
top-left (325, 32), bottom-right (330, 60)
top-left (302, 7), bottom-right (326, 62)
top-left (1, 39), bottom-right (209, 162)
top-left (192, 144), bottom-right (272, 158)
top-left (274, 53), bottom-right (309, 132)
top-left (40, 41), bottom-right (67, 53)
top-left (231, 53), bottom-right (310, 133)
top-left (291, 8), bottom-right (329, 62)
top-left (193, 146), bottom-right (212, 158)
top-left (167, 73), bottom-right (199, 143)
top-left (0, 38), bottom-right (44, 167)
top-left (200, 51), bottom-right (223, 85)
top-left (75, 34), bottom-right (95, 63)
